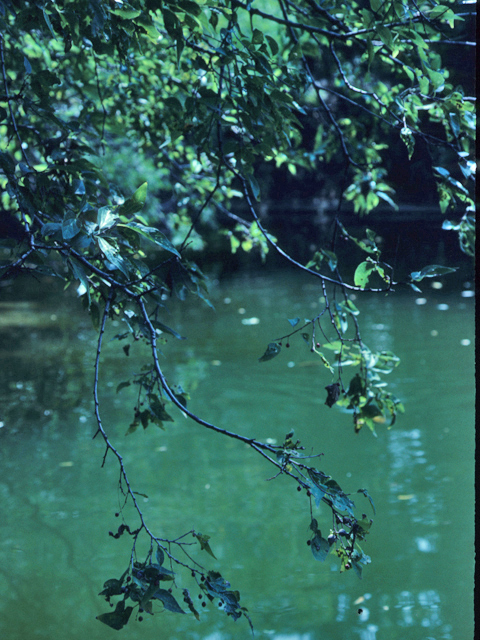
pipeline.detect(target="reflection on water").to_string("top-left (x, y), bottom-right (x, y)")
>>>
top-left (0, 273), bottom-right (474, 640)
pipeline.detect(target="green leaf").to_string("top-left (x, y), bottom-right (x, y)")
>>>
top-left (325, 382), bottom-right (341, 408)
top-left (148, 395), bottom-right (174, 422)
top-left (325, 479), bottom-right (356, 516)
top-left (97, 206), bottom-right (119, 231)
top-left (153, 589), bottom-right (186, 614)
top-left (68, 258), bottom-right (90, 304)
top-left (288, 317), bottom-right (300, 327)
top-left (62, 212), bottom-right (81, 240)
top-left (410, 264), bottom-right (458, 282)
top-left (357, 488), bottom-right (376, 514)
top-left (321, 249), bottom-right (338, 271)
top-left (141, 582), bottom-right (159, 608)
top-left (0, 151), bottom-right (16, 175)
top-left (97, 237), bottom-right (129, 276)
top-left (177, 0), bottom-right (203, 16)
top-left (400, 126), bottom-right (415, 160)
top-left (118, 183), bottom-right (148, 217)
top-left (110, 7), bottom-right (142, 19)
top-left (252, 29), bottom-right (264, 45)
top-left (153, 320), bottom-right (186, 340)
top-left (118, 222), bottom-right (181, 257)
top-left (266, 35), bottom-right (279, 55)
top-left (42, 8), bottom-right (57, 39)
top-left (99, 578), bottom-right (124, 597)
top-left (24, 56), bottom-right (32, 75)
top-left (376, 26), bottom-right (393, 50)
top-left (311, 532), bottom-right (331, 562)
top-left (247, 174), bottom-right (261, 201)
top-left (354, 261), bottom-right (376, 288)
top-left (195, 532), bottom-right (217, 559)
top-left (258, 342), bottom-right (281, 362)
top-left (156, 545), bottom-right (165, 567)
top-left (307, 468), bottom-right (330, 507)
top-left (97, 603), bottom-right (133, 630)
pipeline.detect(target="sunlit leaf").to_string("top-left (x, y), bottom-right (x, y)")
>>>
top-left (354, 261), bottom-right (376, 288)
top-left (97, 206), bottom-right (119, 231)
top-left (118, 183), bottom-right (148, 217)
top-left (118, 222), bottom-right (181, 257)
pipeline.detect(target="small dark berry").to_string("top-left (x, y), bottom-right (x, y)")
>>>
top-left (198, 594), bottom-right (203, 600)
top-left (345, 563), bottom-right (351, 570)
top-left (316, 342), bottom-right (320, 348)
top-left (138, 616), bottom-right (143, 622)
top-left (307, 539), bottom-right (311, 546)
top-left (286, 343), bottom-right (290, 348)
top-left (115, 512), bottom-right (120, 517)
top-left (126, 576), bottom-right (131, 582)
top-left (306, 490), bottom-right (312, 497)
top-left (297, 486), bottom-right (302, 492)
top-left (358, 608), bottom-right (363, 614)
top-left (218, 601), bottom-right (223, 607)
top-left (168, 588), bottom-right (173, 593)
top-left (202, 601), bottom-right (206, 608)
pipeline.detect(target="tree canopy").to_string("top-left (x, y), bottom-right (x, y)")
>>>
top-left (0, 0), bottom-right (475, 632)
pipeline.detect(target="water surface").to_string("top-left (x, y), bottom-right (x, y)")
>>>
top-left (0, 272), bottom-right (474, 640)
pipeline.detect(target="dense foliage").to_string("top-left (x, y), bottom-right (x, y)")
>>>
top-left (0, 0), bottom-right (474, 632)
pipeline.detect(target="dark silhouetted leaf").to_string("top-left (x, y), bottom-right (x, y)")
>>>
top-left (116, 381), bottom-right (131, 394)
top-left (195, 532), bottom-right (217, 559)
top-left (156, 545), bottom-right (165, 567)
top-left (311, 532), bottom-right (330, 561)
top-left (325, 382), bottom-right (341, 407)
top-left (153, 320), bottom-right (186, 340)
top-left (183, 589), bottom-right (200, 620)
top-left (99, 578), bottom-right (124, 597)
top-left (258, 342), bottom-right (281, 362)
top-left (97, 603), bottom-right (133, 630)
top-left (62, 212), bottom-right (81, 240)
top-left (357, 488), bottom-right (376, 514)
top-left (153, 588), bottom-right (186, 614)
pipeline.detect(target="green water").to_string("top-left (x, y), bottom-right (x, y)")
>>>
top-left (0, 272), bottom-right (475, 640)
